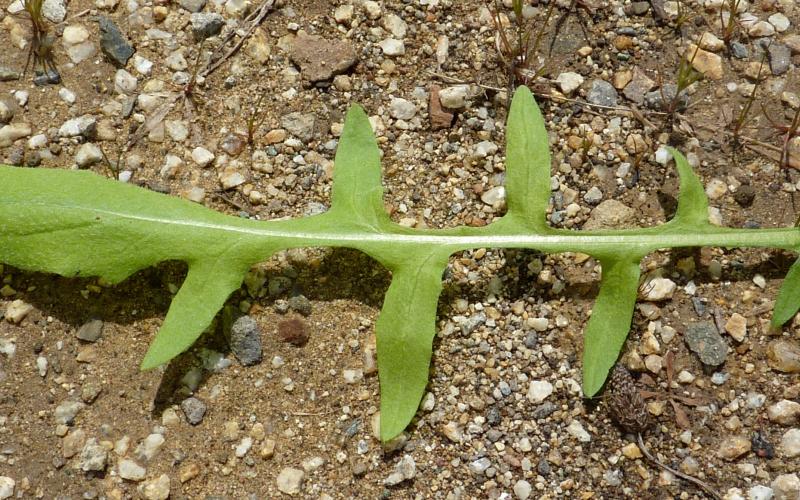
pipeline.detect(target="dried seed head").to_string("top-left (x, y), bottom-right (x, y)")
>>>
top-left (605, 364), bottom-right (651, 435)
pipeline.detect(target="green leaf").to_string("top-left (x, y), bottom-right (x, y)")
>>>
top-left (503, 86), bottom-right (551, 232)
top-left (582, 256), bottom-right (643, 397)
top-left (329, 104), bottom-right (391, 231)
top-left (376, 250), bottom-right (450, 441)
top-left (667, 147), bottom-right (710, 228)
top-left (772, 256), bottom-right (800, 328)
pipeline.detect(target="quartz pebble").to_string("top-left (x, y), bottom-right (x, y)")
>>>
top-left (384, 454), bottom-right (416, 485)
top-left (768, 400), bottom-right (800, 425)
top-left (781, 429), bottom-right (800, 458)
top-left (0, 477), bottom-right (14, 499)
top-left (527, 380), bottom-right (553, 403)
top-left (276, 467), bottom-right (304, 494)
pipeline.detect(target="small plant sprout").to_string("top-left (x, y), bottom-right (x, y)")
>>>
top-left (666, 47), bottom-right (704, 119)
top-left (246, 91), bottom-right (269, 148)
top-left (719, 0), bottom-right (744, 52)
top-left (2, 87), bottom-right (799, 442)
top-left (20, 0), bottom-right (59, 84)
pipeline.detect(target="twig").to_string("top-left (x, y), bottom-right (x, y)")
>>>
top-left (637, 433), bottom-right (722, 500)
top-left (211, 191), bottom-right (253, 216)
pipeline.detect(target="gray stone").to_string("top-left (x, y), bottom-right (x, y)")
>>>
top-left (622, 68), bottom-right (655, 104)
top-left (118, 459), bottom-right (146, 481)
top-left (281, 112), bottom-right (316, 142)
top-left (79, 438), bottom-right (108, 472)
top-left (54, 400), bottom-right (85, 425)
top-left (59, 115), bottom-right (97, 138)
top-left (587, 80), bottom-right (618, 107)
top-left (289, 32), bottom-right (357, 83)
top-left (140, 474), bottom-right (170, 500)
top-left (730, 42), bottom-right (748, 59)
top-left (75, 143), bottom-right (104, 168)
top-left (42, 0), bottom-right (66, 22)
top-left (0, 477), bottom-right (14, 499)
top-left (684, 321), bottom-right (728, 366)
top-left (229, 315), bottom-right (262, 366)
top-left (276, 467), bottom-right (304, 494)
top-left (378, 38), bottom-right (405, 56)
top-left (514, 480), bottom-right (532, 500)
top-left (384, 454), bottom-right (416, 485)
top-left (469, 457), bottom-right (492, 475)
top-left (389, 97), bottom-right (416, 120)
top-left (179, 0), bottom-right (206, 12)
top-left (288, 295), bottom-right (312, 316)
top-left (0, 67), bottom-right (20, 82)
top-left (782, 429), bottom-right (800, 458)
top-left (772, 474), bottom-right (800, 500)
top-left (191, 13), bottom-right (224, 42)
top-left (180, 397), bottom-right (206, 425)
top-left (99, 16), bottom-right (134, 67)
top-left (76, 319), bottom-right (104, 342)
top-left (584, 200), bottom-right (636, 230)
top-left (135, 433), bottom-right (165, 461)
top-left (583, 186), bottom-right (603, 204)
top-left (768, 44), bottom-right (791, 76)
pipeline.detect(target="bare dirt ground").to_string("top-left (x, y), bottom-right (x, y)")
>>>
top-left (1, 0), bottom-right (800, 498)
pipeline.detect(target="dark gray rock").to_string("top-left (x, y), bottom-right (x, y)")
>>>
top-left (768, 44), bottom-right (791, 76)
top-left (288, 295), bottom-right (312, 316)
top-left (587, 80), bottom-right (618, 107)
top-left (99, 16), bottom-right (134, 67)
top-left (730, 42), bottom-right (748, 59)
top-left (181, 397), bottom-right (207, 425)
top-left (76, 319), bottom-right (104, 342)
top-left (644, 84), bottom-right (688, 111)
top-left (684, 321), bottom-right (728, 366)
top-left (191, 13), bottom-right (224, 42)
top-left (229, 315), bottom-right (262, 366)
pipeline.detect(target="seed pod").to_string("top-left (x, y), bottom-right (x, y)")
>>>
top-left (605, 365), bottom-right (651, 435)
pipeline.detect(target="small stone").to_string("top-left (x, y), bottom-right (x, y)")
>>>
top-left (75, 143), bottom-right (104, 168)
top-left (76, 319), bottom-right (103, 342)
top-left (514, 480), bottom-right (532, 499)
top-left (277, 318), bottom-right (309, 346)
top-left (289, 32), bottom-right (357, 83)
top-left (281, 112), bottom-right (316, 142)
top-left (686, 44), bottom-right (723, 80)
top-left (641, 278), bottom-right (676, 301)
top-left (276, 467), bottom-right (304, 495)
top-left (698, 32), bottom-right (724, 52)
top-left (442, 421), bottom-right (463, 443)
top-left (140, 474), bottom-right (170, 500)
top-left (429, 85), bottom-right (454, 129)
top-left (555, 72), bottom-right (584, 95)
top-left (62, 429), bottom-right (86, 458)
top-left (0, 99), bottom-right (15, 124)
top-left (584, 200), bottom-right (636, 229)
top-left (179, 462), bottom-right (200, 483)
top-left (389, 97), bottom-right (416, 120)
top-left (0, 67), bottom-right (20, 82)
top-left (4, 299), bottom-right (33, 323)
top-left (439, 85), bottom-right (471, 110)
top-left (79, 438), bottom-right (108, 472)
top-left (99, 16), bottom-right (134, 67)
top-left (583, 186), bottom-right (603, 204)
top-left (136, 433), bottom-right (165, 461)
top-left (767, 340), bottom-right (800, 373)
top-left (378, 38), bottom-right (405, 56)
top-left (384, 454), bottom-right (416, 486)
top-left (118, 459), bottom-right (146, 481)
top-left (190, 13), bottom-right (224, 42)
top-left (42, 0), bottom-right (66, 22)
top-left (235, 437), bottom-right (253, 458)
top-left (219, 168), bottom-right (246, 189)
top-left (0, 123), bottom-right (31, 148)
top-left (768, 44), bottom-right (791, 76)
top-left (586, 80), bottom-right (618, 107)
top-left (287, 295), bottom-right (312, 316)
top-left (343, 369), bottom-right (363, 384)
top-left (383, 13), bottom-right (407, 38)
top-left (567, 420), bottom-right (591, 442)
top-left (717, 435), bottom-right (751, 460)
top-left (724, 313), bottom-right (747, 342)
top-left (114, 69), bottom-right (137, 94)
top-left (769, 13), bottom-right (790, 32)
top-left (229, 315), bottom-right (262, 366)
top-left (685, 321), bottom-right (728, 367)
top-left (768, 400), bottom-right (800, 425)
top-left (59, 115), bottom-right (96, 138)
top-left (0, 477), bottom-right (13, 499)
top-left (362, 0), bottom-right (381, 19)
top-left (527, 380), bottom-right (554, 403)
top-left (179, 0), bottom-right (206, 12)
top-left (58, 87), bottom-right (76, 105)
top-left (622, 67), bottom-right (656, 104)
top-left (334, 5), bottom-right (353, 24)
top-left (54, 400), bottom-right (84, 425)
top-left (748, 21), bottom-right (775, 37)
top-left (475, 140), bottom-right (498, 158)
top-left (748, 485), bottom-right (774, 500)
top-left (781, 429), bottom-right (800, 457)
top-left (622, 442), bottom-right (643, 459)
top-left (181, 397), bottom-right (207, 425)
top-left (191, 147), bottom-right (214, 167)
top-left (63, 25), bottom-right (96, 64)
top-left (481, 186), bottom-right (505, 206)
top-left (772, 473), bottom-right (800, 500)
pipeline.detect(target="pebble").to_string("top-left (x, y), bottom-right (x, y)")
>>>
top-left (289, 32), bottom-right (357, 83)
top-left (768, 400), bottom-right (800, 425)
top-left (439, 85), bottom-right (470, 109)
top-left (75, 143), bottom-right (104, 168)
top-left (555, 72), bottom-right (584, 95)
top-left (181, 397), bottom-right (207, 425)
top-left (54, 400), bottom-right (84, 425)
top-left (717, 435), bottom-right (751, 460)
top-left (288, 295), bottom-right (312, 316)
top-left (706, 178), bottom-right (727, 199)
top-left (622, 68), bottom-right (655, 104)
top-left (769, 13), bottom-right (790, 32)
top-left (136, 433), bottom-right (165, 461)
top-left (191, 147), bottom-right (214, 167)
top-left (4, 299), bottom-right (33, 323)
top-left (42, 0), bottom-right (66, 22)
top-left (118, 459), bottom-right (146, 481)
top-left (442, 421), bottom-right (463, 443)
top-left (724, 313), bottom-right (747, 342)
top-left (79, 438), bottom-right (108, 472)
top-left (62, 25), bottom-right (96, 64)
top-left (389, 97), bottom-right (416, 120)
top-left (235, 437), bottom-right (253, 458)
top-left (0, 99), bottom-right (14, 124)
top-left (748, 485), bottom-right (774, 500)
top-left (767, 340), bottom-right (800, 373)
top-left (276, 467), bottom-right (304, 494)
top-left (343, 369), bottom-right (363, 384)
top-left (281, 112), bottom-right (316, 142)
top-left (641, 278), bottom-right (676, 301)
top-left (378, 38), bottom-right (405, 56)
top-left (179, 0), bottom-right (206, 11)
top-left (99, 16), bottom-right (134, 67)
top-left (114, 69), bottom-right (137, 94)
top-left (0, 67), bottom-right (19, 82)
top-left (59, 115), bottom-right (96, 138)
top-left (0, 123), bottom-right (31, 148)
top-left (76, 319), bottom-right (104, 342)
top-left (229, 315), bottom-right (262, 366)
top-left (698, 32), bottom-right (724, 52)
top-left (622, 442), bottom-right (643, 459)
top-left (62, 429), bottom-right (86, 458)
top-left (474, 140), bottom-right (498, 158)
top-left (513, 479), bottom-right (532, 500)
top-left (586, 80), bottom-right (618, 107)
top-left (684, 321), bottom-right (728, 367)
top-left (781, 429), bottom-right (800, 458)
top-left (383, 14), bottom-right (407, 38)
top-left (567, 420), bottom-right (591, 442)
top-left (469, 457), bottom-right (492, 475)
top-left (686, 44), bottom-right (722, 80)
top-left (583, 186), bottom-right (603, 204)
top-left (334, 5), bottom-right (353, 23)
top-left (481, 186), bottom-right (505, 206)
top-left (771, 473), bottom-right (800, 500)
top-left (527, 380), bottom-right (553, 403)
top-left (58, 88), bottom-right (76, 105)
top-left (140, 474), bottom-right (170, 500)
top-left (191, 13), bottom-right (225, 41)
top-left (363, 0), bottom-right (381, 19)
top-left (768, 44), bottom-right (791, 76)
top-left (748, 21), bottom-right (775, 37)
top-left (584, 200), bottom-right (635, 229)
top-left (0, 477), bottom-right (13, 499)
top-left (384, 454), bottom-right (416, 485)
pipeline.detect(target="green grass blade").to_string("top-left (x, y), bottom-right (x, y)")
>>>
top-left (772, 256), bottom-right (800, 328)
top-left (504, 86), bottom-right (551, 231)
top-left (667, 147), bottom-right (710, 228)
top-left (582, 256), bottom-right (643, 397)
top-left (376, 250), bottom-right (450, 441)
top-left (329, 104), bottom-right (391, 230)
top-left (140, 259), bottom-right (250, 369)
